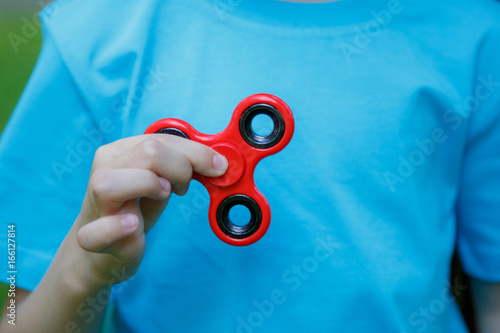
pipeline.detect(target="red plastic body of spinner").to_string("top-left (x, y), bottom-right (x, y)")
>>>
top-left (144, 94), bottom-right (294, 246)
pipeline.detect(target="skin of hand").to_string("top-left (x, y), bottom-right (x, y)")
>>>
top-left (0, 134), bottom-right (228, 333)
top-left (74, 134), bottom-right (228, 289)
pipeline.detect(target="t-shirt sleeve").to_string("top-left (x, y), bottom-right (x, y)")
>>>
top-left (0, 25), bottom-right (99, 290)
top-left (456, 25), bottom-right (500, 282)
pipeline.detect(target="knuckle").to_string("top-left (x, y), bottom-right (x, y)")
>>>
top-left (90, 171), bottom-right (111, 197)
top-left (178, 159), bottom-right (193, 183)
top-left (92, 144), bottom-right (113, 169)
top-left (137, 139), bottom-right (163, 165)
top-left (94, 144), bottom-right (109, 161)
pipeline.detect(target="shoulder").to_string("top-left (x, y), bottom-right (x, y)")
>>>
top-left (38, 0), bottom-right (168, 112)
top-left (39, 0), bottom-right (161, 44)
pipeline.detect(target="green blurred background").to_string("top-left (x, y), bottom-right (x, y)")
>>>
top-left (0, 1), bottom-right (42, 132)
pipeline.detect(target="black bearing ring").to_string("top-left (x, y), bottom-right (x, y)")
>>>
top-left (156, 127), bottom-right (190, 139)
top-left (216, 195), bottom-right (262, 239)
top-left (239, 104), bottom-right (285, 149)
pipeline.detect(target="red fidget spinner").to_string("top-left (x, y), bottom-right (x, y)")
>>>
top-left (144, 94), bottom-right (294, 246)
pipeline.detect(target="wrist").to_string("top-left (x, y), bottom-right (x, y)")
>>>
top-left (63, 215), bottom-right (137, 292)
top-left (57, 223), bottom-right (114, 295)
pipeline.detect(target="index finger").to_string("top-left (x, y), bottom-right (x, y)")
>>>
top-left (94, 134), bottom-right (228, 178)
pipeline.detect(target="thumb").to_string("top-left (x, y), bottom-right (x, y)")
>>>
top-left (77, 214), bottom-right (144, 262)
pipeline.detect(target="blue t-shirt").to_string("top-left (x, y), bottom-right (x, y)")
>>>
top-left (1, 0), bottom-right (500, 331)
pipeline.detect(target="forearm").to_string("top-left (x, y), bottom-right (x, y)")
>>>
top-left (0, 226), bottom-right (110, 333)
top-left (470, 277), bottom-right (500, 333)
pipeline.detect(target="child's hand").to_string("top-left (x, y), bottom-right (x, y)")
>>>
top-left (72, 134), bottom-right (228, 289)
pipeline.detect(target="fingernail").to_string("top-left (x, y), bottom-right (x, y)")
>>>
top-left (159, 177), bottom-right (171, 192)
top-left (120, 215), bottom-right (138, 231)
top-left (213, 154), bottom-right (228, 172)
